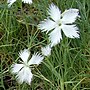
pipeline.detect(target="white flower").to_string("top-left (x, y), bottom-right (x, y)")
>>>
top-left (22, 0), bottom-right (32, 4)
top-left (41, 45), bottom-right (51, 56)
top-left (38, 4), bottom-right (80, 47)
top-left (11, 49), bottom-right (44, 85)
top-left (7, 0), bottom-right (16, 7)
top-left (7, 0), bottom-right (32, 7)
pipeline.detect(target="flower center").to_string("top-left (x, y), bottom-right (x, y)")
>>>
top-left (24, 62), bottom-right (29, 67)
top-left (57, 19), bottom-right (62, 26)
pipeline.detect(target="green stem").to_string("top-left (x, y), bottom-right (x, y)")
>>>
top-left (60, 79), bottom-right (64, 90)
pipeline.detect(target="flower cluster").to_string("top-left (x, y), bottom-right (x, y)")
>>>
top-left (9, 1), bottom-right (80, 85)
top-left (11, 46), bottom-right (51, 85)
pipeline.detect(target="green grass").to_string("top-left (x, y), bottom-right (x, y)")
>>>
top-left (0, 0), bottom-right (90, 90)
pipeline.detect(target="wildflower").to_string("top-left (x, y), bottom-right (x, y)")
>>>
top-left (7, 0), bottom-right (16, 7)
top-left (7, 0), bottom-right (32, 7)
top-left (11, 49), bottom-right (44, 85)
top-left (41, 45), bottom-right (51, 56)
top-left (38, 4), bottom-right (80, 47)
top-left (22, 0), bottom-right (32, 4)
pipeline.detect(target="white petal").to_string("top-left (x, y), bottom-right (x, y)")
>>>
top-left (49, 27), bottom-right (62, 47)
top-left (7, 0), bottom-right (16, 7)
top-left (11, 63), bottom-right (24, 74)
top-left (16, 67), bottom-right (33, 85)
top-left (61, 25), bottom-right (79, 38)
top-left (22, 0), bottom-right (32, 4)
top-left (38, 18), bottom-right (56, 33)
top-left (61, 9), bottom-right (79, 24)
top-left (48, 3), bottom-right (61, 21)
top-left (41, 45), bottom-right (51, 56)
top-left (19, 49), bottom-right (30, 63)
top-left (28, 53), bottom-right (44, 65)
